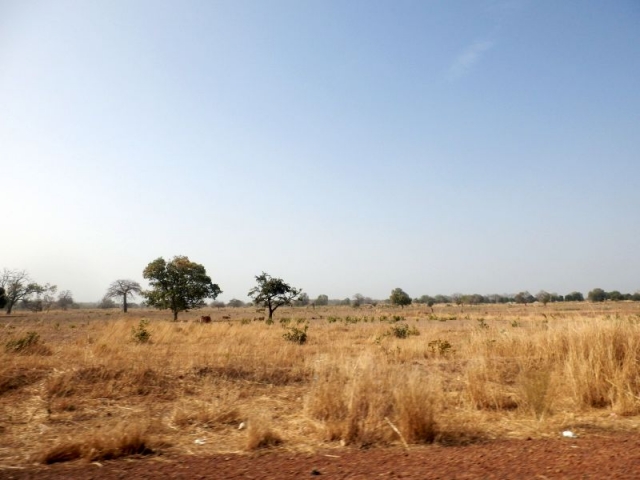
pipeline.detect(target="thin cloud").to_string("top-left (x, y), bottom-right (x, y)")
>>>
top-left (447, 40), bottom-right (495, 80)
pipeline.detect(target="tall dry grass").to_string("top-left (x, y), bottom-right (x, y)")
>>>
top-left (1, 303), bottom-right (640, 465)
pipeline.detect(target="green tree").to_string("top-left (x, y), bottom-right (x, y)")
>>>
top-left (514, 291), bottom-right (534, 305)
top-left (390, 288), bottom-right (412, 308)
top-left (143, 256), bottom-right (222, 321)
top-left (587, 288), bottom-right (607, 302)
top-left (0, 269), bottom-right (50, 315)
top-left (295, 292), bottom-right (310, 307)
top-left (536, 290), bottom-right (551, 306)
top-left (106, 279), bottom-right (142, 313)
top-left (227, 298), bottom-right (245, 308)
top-left (565, 291), bottom-right (584, 302)
top-left (315, 294), bottom-right (329, 306)
top-left (248, 272), bottom-right (302, 320)
top-left (608, 290), bottom-right (624, 301)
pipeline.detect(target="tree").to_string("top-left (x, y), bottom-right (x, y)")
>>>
top-left (143, 256), bottom-right (222, 321)
top-left (21, 283), bottom-right (57, 312)
top-left (514, 291), bottom-right (534, 305)
top-left (98, 295), bottom-right (118, 309)
top-left (227, 298), bottom-right (245, 308)
top-left (587, 288), bottom-right (607, 302)
top-left (248, 272), bottom-right (302, 320)
top-left (0, 287), bottom-right (6, 310)
top-left (608, 290), bottom-right (624, 301)
top-left (390, 288), bottom-right (412, 308)
top-left (565, 291), bottom-right (584, 302)
top-left (57, 290), bottom-right (74, 310)
top-left (315, 294), bottom-right (329, 306)
top-left (295, 292), bottom-right (310, 307)
top-left (0, 269), bottom-right (50, 314)
top-left (536, 290), bottom-right (551, 306)
top-left (106, 279), bottom-right (142, 313)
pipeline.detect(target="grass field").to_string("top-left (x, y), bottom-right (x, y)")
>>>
top-left (2, 301), bottom-right (640, 466)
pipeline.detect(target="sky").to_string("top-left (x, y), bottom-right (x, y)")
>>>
top-left (1, 0), bottom-right (639, 302)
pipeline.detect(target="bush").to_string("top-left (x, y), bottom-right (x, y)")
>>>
top-left (389, 323), bottom-right (419, 339)
top-left (131, 320), bottom-right (151, 344)
top-left (283, 325), bottom-right (308, 344)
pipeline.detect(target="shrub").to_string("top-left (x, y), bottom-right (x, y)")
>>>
top-left (389, 323), bottom-right (419, 339)
top-left (428, 339), bottom-right (452, 356)
top-left (283, 325), bottom-right (308, 344)
top-left (131, 319), bottom-right (151, 344)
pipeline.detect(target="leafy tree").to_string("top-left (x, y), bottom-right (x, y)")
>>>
top-left (210, 300), bottom-right (225, 308)
top-left (57, 290), bottom-right (74, 310)
top-left (434, 294), bottom-right (450, 304)
top-left (143, 256), bottom-right (222, 321)
top-left (390, 288), bottom-right (412, 308)
top-left (0, 269), bottom-right (51, 314)
top-left (227, 298), bottom-right (245, 308)
top-left (608, 290), bottom-right (624, 301)
top-left (248, 272), bottom-right (302, 320)
top-left (565, 291), bottom-right (584, 302)
top-left (295, 292), bottom-right (310, 307)
top-left (106, 279), bottom-right (142, 313)
top-left (514, 291), bottom-right (534, 305)
top-left (315, 294), bottom-right (329, 306)
top-left (536, 290), bottom-right (551, 306)
top-left (587, 288), bottom-right (607, 302)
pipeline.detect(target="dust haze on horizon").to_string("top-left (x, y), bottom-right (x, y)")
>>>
top-left (2, 1), bottom-right (639, 303)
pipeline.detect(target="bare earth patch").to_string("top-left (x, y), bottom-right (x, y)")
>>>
top-left (4, 433), bottom-right (640, 479)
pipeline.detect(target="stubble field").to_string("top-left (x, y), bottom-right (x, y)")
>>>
top-left (2, 301), bottom-right (640, 473)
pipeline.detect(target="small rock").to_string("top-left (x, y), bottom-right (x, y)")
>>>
top-left (562, 430), bottom-right (577, 438)
top-left (311, 469), bottom-right (321, 476)
top-left (238, 422), bottom-right (246, 430)
top-left (194, 438), bottom-right (206, 445)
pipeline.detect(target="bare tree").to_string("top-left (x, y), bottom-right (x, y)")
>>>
top-left (106, 279), bottom-right (142, 313)
top-left (57, 290), bottom-right (74, 310)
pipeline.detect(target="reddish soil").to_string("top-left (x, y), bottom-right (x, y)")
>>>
top-left (3, 433), bottom-right (640, 479)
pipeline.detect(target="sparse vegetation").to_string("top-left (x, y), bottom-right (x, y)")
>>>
top-left (2, 302), bottom-right (640, 466)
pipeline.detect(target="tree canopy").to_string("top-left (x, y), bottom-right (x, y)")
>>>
top-left (143, 256), bottom-right (222, 321)
top-left (389, 288), bottom-right (412, 308)
top-left (248, 272), bottom-right (302, 320)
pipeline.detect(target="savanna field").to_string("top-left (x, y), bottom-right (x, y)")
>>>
top-left (2, 302), bottom-right (640, 468)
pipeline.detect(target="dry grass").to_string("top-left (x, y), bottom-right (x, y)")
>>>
top-left (2, 302), bottom-right (640, 465)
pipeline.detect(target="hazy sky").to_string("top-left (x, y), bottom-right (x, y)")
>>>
top-left (2, 1), bottom-right (639, 302)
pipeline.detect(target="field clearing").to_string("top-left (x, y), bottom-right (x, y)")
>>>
top-left (2, 302), bottom-right (640, 467)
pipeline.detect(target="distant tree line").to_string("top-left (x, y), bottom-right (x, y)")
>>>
top-left (3, 263), bottom-right (640, 318)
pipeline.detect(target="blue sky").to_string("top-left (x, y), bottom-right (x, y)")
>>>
top-left (1, 0), bottom-right (639, 302)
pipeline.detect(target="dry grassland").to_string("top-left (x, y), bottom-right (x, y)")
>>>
top-left (2, 302), bottom-right (640, 466)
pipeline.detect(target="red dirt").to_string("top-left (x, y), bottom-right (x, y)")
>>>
top-left (3, 433), bottom-right (640, 479)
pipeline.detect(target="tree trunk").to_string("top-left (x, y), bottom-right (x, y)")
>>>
top-left (123, 293), bottom-right (128, 313)
top-left (6, 302), bottom-right (14, 315)
top-left (173, 310), bottom-right (178, 321)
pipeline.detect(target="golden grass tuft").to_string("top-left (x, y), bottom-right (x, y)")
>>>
top-left (246, 414), bottom-right (283, 450)
top-left (36, 423), bottom-right (155, 464)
